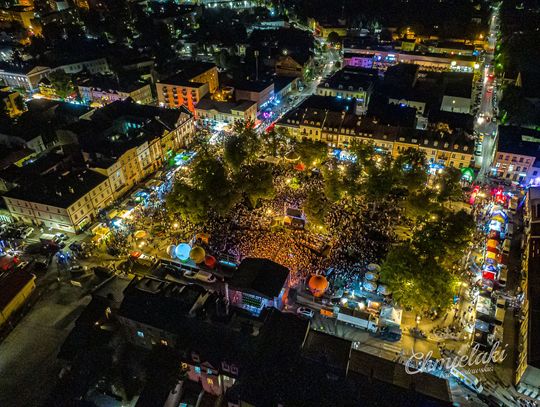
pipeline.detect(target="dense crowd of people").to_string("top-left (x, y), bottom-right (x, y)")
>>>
top-left (96, 166), bottom-right (396, 290)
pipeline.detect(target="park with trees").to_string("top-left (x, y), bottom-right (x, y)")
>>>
top-left (166, 120), bottom-right (473, 313)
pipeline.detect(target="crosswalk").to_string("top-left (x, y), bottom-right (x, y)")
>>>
top-left (382, 342), bottom-right (402, 354)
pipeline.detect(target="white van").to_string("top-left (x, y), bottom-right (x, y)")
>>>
top-left (495, 307), bottom-right (505, 325)
top-left (502, 239), bottom-right (511, 255)
top-left (498, 268), bottom-right (507, 287)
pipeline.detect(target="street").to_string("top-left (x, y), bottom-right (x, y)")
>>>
top-left (476, 4), bottom-right (500, 181)
top-left (0, 268), bottom-right (95, 407)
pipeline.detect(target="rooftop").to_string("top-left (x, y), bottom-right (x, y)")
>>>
top-left (497, 125), bottom-right (540, 159)
top-left (273, 75), bottom-right (297, 93)
top-left (278, 104), bottom-right (474, 153)
top-left (301, 330), bottom-right (352, 375)
top-left (3, 169), bottom-right (108, 208)
top-left (527, 238), bottom-right (540, 368)
top-left (77, 73), bottom-right (150, 94)
top-left (74, 98), bottom-right (190, 159)
top-left (158, 61), bottom-right (217, 86)
top-left (118, 276), bottom-right (289, 370)
top-left (229, 258), bottom-right (290, 299)
top-left (319, 66), bottom-right (378, 92)
top-left (195, 98), bottom-right (256, 114)
top-left (0, 271), bottom-right (34, 310)
top-left (348, 349), bottom-right (452, 403)
top-left (442, 72), bottom-right (473, 98)
top-left (233, 80), bottom-right (274, 93)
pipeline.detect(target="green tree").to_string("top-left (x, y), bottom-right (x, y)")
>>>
top-left (239, 162), bottom-right (275, 208)
top-left (394, 148), bottom-right (427, 192)
top-left (435, 167), bottom-right (463, 203)
top-left (224, 121), bottom-right (261, 171)
top-left (294, 140), bottom-right (328, 166)
top-left (380, 244), bottom-right (456, 312)
top-left (224, 134), bottom-right (249, 171)
top-left (322, 166), bottom-right (344, 202)
top-left (342, 161), bottom-right (362, 196)
top-left (48, 70), bottom-right (75, 99)
top-left (167, 156), bottom-right (239, 222)
top-left (303, 189), bottom-right (329, 227)
top-left (349, 140), bottom-right (375, 170)
top-left (327, 31), bottom-right (341, 45)
top-left (402, 189), bottom-right (439, 219)
top-left (362, 155), bottom-right (399, 208)
top-left (263, 127), bottom-right (289, 157)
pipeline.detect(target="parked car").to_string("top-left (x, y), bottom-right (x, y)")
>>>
top-left (20, 227), bottom-right (34, 239)
top-left (297, 307), bottom-right (315, 319)
top-left (183, 269), bottom-right (198, 279)
top-left (195, 270), bottom-right (216, 283)
top-left (55, 233), bottom-right (68, 241)
top-left (69, 242), bottom-right (84, 252)
top-left (69, 265), bottom-right (87, 275)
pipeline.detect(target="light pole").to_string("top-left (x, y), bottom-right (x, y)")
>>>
top-left (254, 50), bottom-right (259, 82)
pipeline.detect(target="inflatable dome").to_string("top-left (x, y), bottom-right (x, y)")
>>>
top-left (308, 274), bottom-right (329, 297)
top-left (363, 281), bottom-right (377, 293)
top-left (367, 263), bottom-right (381, 272)
top-left (365, 272), bottom-right (379, 282)
top-left (190, 246), bottom-right (206, 263)
top-left (175, 243), bottom-right (191, 261)
top-left (204, 255), bottom-right (217, 269)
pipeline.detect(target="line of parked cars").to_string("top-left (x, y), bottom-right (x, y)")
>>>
top-left (0, 223), bottom-right (34, 241)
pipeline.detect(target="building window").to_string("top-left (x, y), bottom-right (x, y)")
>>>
top-left (207, 378), bottom-right (214, 385)
top-left (137, 330), bottom-right (144, 338)
top-left (194, 366), bottom-right (201, 374)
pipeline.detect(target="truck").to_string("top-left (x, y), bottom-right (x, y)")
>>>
top-left (450, 367), bottom-right (483, 393)
top-left (337, 308), bottom-right (378, 332)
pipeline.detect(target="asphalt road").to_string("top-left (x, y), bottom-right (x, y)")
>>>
top-left (0, 268), bottom-right (93, 407)
top-left (476, 6), bottom-right (500, 181)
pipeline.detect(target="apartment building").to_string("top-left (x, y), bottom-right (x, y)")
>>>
top-left (275, 106), bottom-right (474, 169)
top-left (342, 39), bottom-right (478, 73)
top-left (55, 57), bottom-right (110, 75)
top-left (316, 67), bottom-right (377, 114)
top-left (515, 187), bottom-right (540, 397)
top-left (492, 126), bottom-right (540, 184)
top-left (69, 99), bottom-right (194, 199)
top-left (77, 75), bottom-right (153, 106)
top-left (157, 62), bottom-right (219, 111)
top-left (0, 58), bottom-right (110, 94)
top-left (0, 65), bottom-right (51, 92)
top-left (195, 98), bottom-right (257, 124)
top-left (3, 169), bottom-right (113, 232)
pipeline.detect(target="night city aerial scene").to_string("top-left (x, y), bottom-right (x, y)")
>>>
top-left (0, 0), bottom-right (540, 406)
